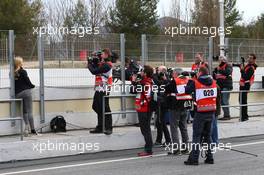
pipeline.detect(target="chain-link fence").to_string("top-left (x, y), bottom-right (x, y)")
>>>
top-left (39, 34), bottom-right (121, 88)
top-left (144, 35), bottom-right (209, 68)
top-left (227, 38), bottom-right (264, 66)
top-left (0, 31), bottom-right (10, 89)
top-left (3, 34), bottom-right (264, 90)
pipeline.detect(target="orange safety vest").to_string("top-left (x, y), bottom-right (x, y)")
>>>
top-left (194, 79), bottom-right (217, 112)
top-left (239, 64), bottom-right (256, 86)
top-left (173, 77), bottom-right (192, 101)
top-left (191, 62), bottom-right (208, 71)
top-left (215, 63), bottom-right (230, 80)
top-left (94, 62), bottom-right (113, 91)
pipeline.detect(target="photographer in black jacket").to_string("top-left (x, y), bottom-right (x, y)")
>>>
top-left (153, 66), bottom-right (171, 146)
top-left (239, 54), bottom-right (257, 121)
top-left (213, 56), bottom-right (233, 120)
top-left (88, 48), bottom-right (114, 135)
top-left (165, 68), bottom-right (191, 155)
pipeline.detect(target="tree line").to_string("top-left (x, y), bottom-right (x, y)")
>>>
top-left (0, 0), bottom-right (263, 39)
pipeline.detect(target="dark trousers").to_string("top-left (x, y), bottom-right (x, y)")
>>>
top-left (155, 107), bottom-right (171, 143)
top-left (221, 88), bottom-right (231, 117)
top-left (169, 109), bottom-right (189, 148)
top-left (138, 112), bottom-right (153, 153)
top-left (239, 85), bottom-right (250, 121)
top-left (92, 91), bottom-right (112, 131)
top-left (188, 112), bottom-right (214, 162)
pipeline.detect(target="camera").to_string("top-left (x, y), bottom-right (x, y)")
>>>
top-left (157, 72), bottom-right (165, 79)
top-left (111, 51), bottom-right (119, 63)
top-left (166, 68), bottom-right (173, 80)
top-left (232, 57), bottom-right (245, 67)
top-left (181, 71), bottom-right (196, 77)
top-left (88, 50), bottom-right (119, 65)
top-left (112, 59), bottom-right (141, 82)
top-left (87, 50), bottom-right (102, 65)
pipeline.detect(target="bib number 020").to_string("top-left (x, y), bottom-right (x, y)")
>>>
top-left (203, 89), bottom-right (214, 96)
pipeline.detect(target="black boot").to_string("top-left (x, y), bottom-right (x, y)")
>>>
top-left (218, 116), bottom-right (231, 120)
top-left (104, 129), bottom-right (113, 135)
top-left (90, 128), bottom-right (103, 134)
top-left (204, 158), bottom-right (214, 164)
top-left (184, 159), bottom-right (199, 165)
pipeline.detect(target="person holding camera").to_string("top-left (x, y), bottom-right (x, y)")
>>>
top-left (14, 56), bottom-right (37, 136)
top-left (131, 65), bottom-right (154, 157)
top-left (184, 67), bottom-right (217, 165)
top-left (239, 54), bottom-right (257, 121)
top-left (165, 68), bottom-right (191, 155)
top-left (152, 66), bottom-right (171, 146)
top-left (88, 48), bottom-right (113, 135)
top-left (213, 56), bottom-right (233, 120)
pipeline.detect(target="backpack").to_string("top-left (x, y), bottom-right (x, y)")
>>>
top-left (50, 115), bottom-right (66, 132)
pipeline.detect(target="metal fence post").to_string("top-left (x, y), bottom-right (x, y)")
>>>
top-left (225, 38), bottom-right (229, 58)
top-left (38, 34), bottom-right (45, 125)
top-left (164, 46), bottom-right (167, 67)
top-left (141, 34), bottom-right (146, 65)
top-left (208, 37), bottom-right (213, 74)
top-left (120, 33), bottom-right (126, 118)
top-left (239, 91), bottom-right (243, 122)
top-left (9, 30), bottom-right (15, 127)
top-left (20, 100), bottom-right (23, 141)
top-left (102, 96), bottom-right (105, 133)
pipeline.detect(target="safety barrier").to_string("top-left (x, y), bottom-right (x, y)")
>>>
top-left (0, 99), bottom-right (24, 140)
top-left (101, 89), bottom-right (264, 131)
top-left (102, 94), bottom-right (136, 132)
top-left (221, 89), bottom-right (264, 121)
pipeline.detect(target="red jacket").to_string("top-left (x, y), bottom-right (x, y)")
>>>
top-left (134, 77), bottom-right (153, 112)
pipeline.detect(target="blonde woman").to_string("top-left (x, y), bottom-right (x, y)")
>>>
top-left (14, 57), bottom-right (37, 136)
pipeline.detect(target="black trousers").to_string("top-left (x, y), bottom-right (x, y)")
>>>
top-left (188, 112), bottom-right (214, 162)
top-left (155, 106), bottom-right (171, 143)
top-left (92, 91), bottom-right (112, 131)
top-left (239, 84), bottom-right (250, 121)
top-left (138, 112), bottom-right (153, 153)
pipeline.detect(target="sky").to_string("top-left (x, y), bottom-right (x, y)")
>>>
top-left (157, 0), bottom-right (264, 24)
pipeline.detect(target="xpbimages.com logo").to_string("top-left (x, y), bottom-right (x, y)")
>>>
top-left (32, 26), bottom-right (100, 37)
top-left (32, 140), bottom-right (100, 154)
top-left (164, 142), bottom-right (232, 154)
top-left (164, 25), bottom-right (232, 37)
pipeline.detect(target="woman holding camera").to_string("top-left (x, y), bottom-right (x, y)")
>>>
top-left (14, 56), bottom-right (37, 136)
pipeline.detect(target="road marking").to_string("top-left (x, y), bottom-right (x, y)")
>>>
top-left (232, 140), bottom-right (264, 148)
top-left (0, 154), bottom-right (167, 175)
top-left (1, 140), bottom-right (264, 175)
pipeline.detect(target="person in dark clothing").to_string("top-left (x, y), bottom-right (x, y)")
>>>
top-left (14, 57), bottom-right (37, 136)
top-left (153, 66), bottom-right (171, 146)
top-left (131, 65), bottom-right (154, 157)
top-left (213, 56), bottom-right (233, 120)
top-left (88, 48), bottom-right (113, 135)
top-left (165, 68), bottom-right (190, 155)
top-left (184, 67), bottom-right (217, 166)
top-left (239, 54), bottom-right (257, 121)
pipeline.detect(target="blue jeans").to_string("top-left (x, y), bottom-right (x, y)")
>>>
top-left (221, 88), bottom-right (231, 117)
top-left (211, 115), bottom-right (219, 144)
